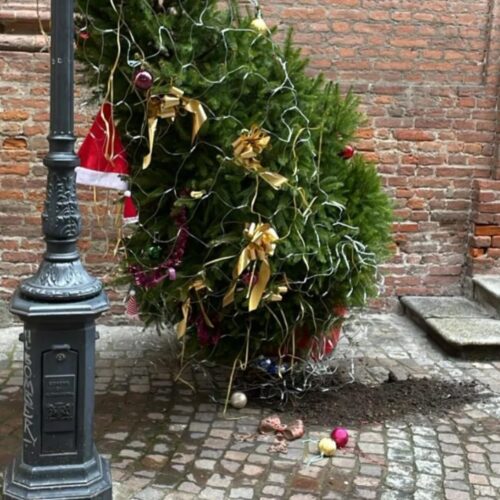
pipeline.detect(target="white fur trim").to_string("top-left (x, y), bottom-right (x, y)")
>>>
top-left (76, 167), bottom-right (128, 191)
top-left (123, 216), bottom-right (139, 225)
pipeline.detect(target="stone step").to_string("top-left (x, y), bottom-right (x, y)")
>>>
top-left (473, 275), bottom-right (500, 317)
top-left (401, 296), bottom-right (500, 357)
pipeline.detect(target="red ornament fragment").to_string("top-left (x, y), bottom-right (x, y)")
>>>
top-left (79, 30), bottom-right (90, 40)
top-left (259, 415), bottom-right (287, 434)
top-left (340, 145), bottom-right (356, 160)
top-left (331, 427), bottom-right (349, 448)
top-left (281, 419), bottom-right (305, 441)
top-left (133, 69), bottom-right (154, 91)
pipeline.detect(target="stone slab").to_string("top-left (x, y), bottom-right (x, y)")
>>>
top-left (401, 296), bottom-right (493, 319)
top-left (426, 318), bottom-right (500, 347)
top-left (473, 276), bottom-right (500, 316)
top-left (473, 276), bottom-right (500, 300)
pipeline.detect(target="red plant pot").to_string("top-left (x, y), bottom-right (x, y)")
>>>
top-left (293, 305), bottom-right (348, 360)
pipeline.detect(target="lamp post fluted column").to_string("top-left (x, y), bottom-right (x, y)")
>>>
top-left (3, 1), bottom-right (112, 498)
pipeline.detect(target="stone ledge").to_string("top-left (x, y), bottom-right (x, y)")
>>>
top-left (0, 7), bottom-right (50, 52)
top-left (0, 33), bottom-right (48, 52)
top-left (473, 275), bottom-right (500, 316)
top-left (0, 9), bottom-right (50, 35)
top-left (401, 296), bottom-right (500, 357)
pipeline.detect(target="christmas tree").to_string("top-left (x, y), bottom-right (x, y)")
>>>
top-left (76, 0), bottom-right (393, 369)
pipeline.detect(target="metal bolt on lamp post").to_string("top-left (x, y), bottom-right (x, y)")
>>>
top-left (3, 1), bottom-right (112, 499)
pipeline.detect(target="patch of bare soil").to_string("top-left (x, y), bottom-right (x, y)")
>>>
top-left (282, 377), bottom-right (488, 426)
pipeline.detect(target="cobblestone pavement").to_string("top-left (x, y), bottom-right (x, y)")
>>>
top-left (0, 313), bottom-right (499, 499)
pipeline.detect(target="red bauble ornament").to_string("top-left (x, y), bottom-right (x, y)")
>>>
top-left (134, 69), bottom-right (154, 91)
top-left (333, 304), bottom-right (348, 318)
top-left (341, 145), bottom-right (355, 160)
top-left (331, 427), bottom-right (349, 448)
top-left (79, 30), bottom-right (90, 40)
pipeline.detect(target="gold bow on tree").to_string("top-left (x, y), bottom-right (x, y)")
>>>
top-left (223, 223), bottom-right (280, 312)
top-left (177, 278), bottom-right (212, 339)
top-left (143, 87), bottom-right (207, 169)
top-left (232, 126), bottom-right (288, 190)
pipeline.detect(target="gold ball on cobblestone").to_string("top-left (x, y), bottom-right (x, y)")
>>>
top-left (230, 391), bottom-right (248, 409)
top-left (318, 437), bottom-right (337, 457)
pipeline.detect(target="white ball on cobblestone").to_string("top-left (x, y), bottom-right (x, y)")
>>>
top-left (230, 391), bottom-right (248, 409)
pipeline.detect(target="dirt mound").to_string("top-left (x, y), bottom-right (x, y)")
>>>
top-left (283, 377), bottom-right (487, 426)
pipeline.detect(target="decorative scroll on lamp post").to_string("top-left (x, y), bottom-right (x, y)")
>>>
top-left (3, 0), bottom-right (112, 498)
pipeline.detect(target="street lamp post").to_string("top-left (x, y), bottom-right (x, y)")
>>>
top-left (3, 1), bottom-right (112, 499)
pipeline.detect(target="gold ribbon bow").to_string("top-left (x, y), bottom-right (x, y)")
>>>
top-left (143, 87), bottom-right (207, 169)
top-left (223, 223), bottom-right (279, 312)
top-left (232, 126), bottom-right (288, 190)
top-left (177, 279), bottom-right (212, 339)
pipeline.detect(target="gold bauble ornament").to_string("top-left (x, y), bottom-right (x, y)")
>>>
top-left (251, 17), bottom-right (268, 34)
top-left (318, 437), bottom-right (337, 457)
top-left (230, 391), bottom-right (248, 409)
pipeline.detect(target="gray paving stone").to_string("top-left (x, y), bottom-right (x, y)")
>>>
top-left (134, 487), bottom-right (166, 500)
top-left (229, 487), bottom-right (254, 499)
top-left (385, 473), bottom-right (415, 492)
top-left (416, 459), bottom-right (443, 475)
top-left (416, 473), bottom-right (443, 492)
top-left (199, 487), bottom-right (225, 500)
top-left (443, 455), bottom-right (465, 469)
top-left (178, 482), bottom-right (201, 494)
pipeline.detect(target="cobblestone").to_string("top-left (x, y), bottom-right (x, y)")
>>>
top-left (0, 314), bottom-right (499, 499)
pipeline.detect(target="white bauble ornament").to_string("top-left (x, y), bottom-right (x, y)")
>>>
top-left (230, 391), bottom-right (248, 409)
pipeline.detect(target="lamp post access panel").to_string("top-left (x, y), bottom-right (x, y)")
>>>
top-left (3, 1), bottom-right (113, 499)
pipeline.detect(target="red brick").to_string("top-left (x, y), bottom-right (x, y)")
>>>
top-left (393, 223), bottom-right (419, 233)
top-left (475, 225), bottom-right (500, 236)
top-left (471, 236), bottom-right (491, 248)
top-left (487, 248), bottom-right (500, 258)
top-left (478, 203), bottom-right (500, 214)
top-left (2, 137), bottom-right (27, 149)
top-left (0, 110), bottom-right (29, 121)
top-left (394, 130), bottom-right (435, 142)
top-left (407, 198), bottom-right (426, 210)
top-left (476, 191), bottom-right (496, 203)
top-left (0, 164), bottom-right (30, 175)
top-left (2, 251), bottom-right (38, 263)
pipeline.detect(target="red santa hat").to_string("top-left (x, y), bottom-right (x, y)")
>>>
top-left (77, 102), bottom-right (138, 224)
top-left (122, 190), bottom-right (139, 225)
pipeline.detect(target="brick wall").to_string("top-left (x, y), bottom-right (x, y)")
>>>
top-left (259, 0), bottom-right (500, 303)
top-left (1, 0), bottom-right (499, 316)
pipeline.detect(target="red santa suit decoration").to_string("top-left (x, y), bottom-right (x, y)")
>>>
top-left (76, 102), bottom-right (138, 224)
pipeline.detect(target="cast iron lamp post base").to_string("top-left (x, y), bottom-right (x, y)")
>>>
top-left (3, 293), bottom-right (112, 500)
top-left (4, 449), bottom-right (110, 500)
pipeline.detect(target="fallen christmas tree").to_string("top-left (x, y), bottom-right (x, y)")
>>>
top-left (76, 0), bottom-right (393, 370)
